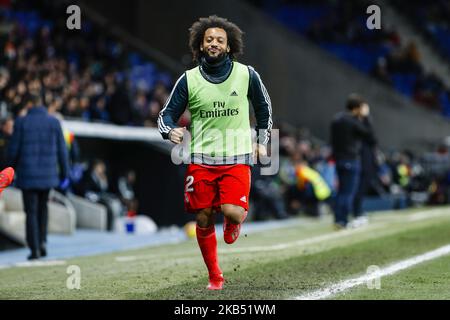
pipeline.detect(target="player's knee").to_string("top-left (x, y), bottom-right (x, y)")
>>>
top-left (222, 205), bottom-right (245, 224)
top-left (196, 208), bottom-right (214, 227)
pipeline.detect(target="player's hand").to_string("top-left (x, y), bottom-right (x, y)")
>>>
top-left (253, 143), bottom-right (267, 162)
top-left (169, 127), bottom-right (186, 144)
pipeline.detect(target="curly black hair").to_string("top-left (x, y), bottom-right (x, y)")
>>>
top-left (188, 15), bottom-right (244, 62)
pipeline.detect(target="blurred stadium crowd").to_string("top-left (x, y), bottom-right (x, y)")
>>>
top-left (258, 0), bottom-right (450, 117)
top-left (0, 0), bottom-right (176, 126)
top-left (252, 123), bottom-right (450, 221)
top-left (0, 0), bottom-right (450, 229)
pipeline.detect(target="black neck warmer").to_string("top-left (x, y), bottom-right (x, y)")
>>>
top-left (199, 54), bottom-right (233, 84)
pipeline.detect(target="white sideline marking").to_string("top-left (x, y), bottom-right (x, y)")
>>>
top-left (294, 244), bottom-right (450, 300)
top-left (408, 208), bottom-right (450, 221)
top-left (15, 260), bottom-right (67, 268)
top-left (115, 256), bottom-right (138, 262)
top-left (0, 259), bottom-right (68, 270)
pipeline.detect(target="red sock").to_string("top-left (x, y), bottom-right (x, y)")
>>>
top-left (196, 224), bottom-right (222, 278)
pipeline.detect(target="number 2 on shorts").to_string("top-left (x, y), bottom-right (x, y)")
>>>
top-left (185, 175), bottom-right (194, 192)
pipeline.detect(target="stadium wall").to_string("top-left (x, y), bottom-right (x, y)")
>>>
top-left (84, 0), bottom-right (450, 152)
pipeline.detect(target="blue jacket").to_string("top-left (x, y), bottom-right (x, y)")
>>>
top-left (7, 106), bottom-right (69, 190)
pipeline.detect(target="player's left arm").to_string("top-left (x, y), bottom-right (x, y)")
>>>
top-left (248, 66), bottom-right (273, 157)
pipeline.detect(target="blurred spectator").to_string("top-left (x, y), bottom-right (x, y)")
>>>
top-left (314, 146), bottom-right (338, 196)
top-left (58, 128), bottom-right (81, 193)
top-left (418, 145), bottom-right (450, 205)
top-left (386, 41), bottom-right (422, 74)
top-left (279, 144), bottom-right (331, 217)
top-left (371, 57), bottom-right (392, 86)
top-left (373, 149), bottom-right (393, 195)
top-left (389, 151), bottom-right (413, 190)
top-left (107, 81), bottom-right (133, 125)
top-left (132, 91), bottom-right (149, 126)
top-left (78, 159), bottom-right (124, 231)
top-left (117, 169), bottom-right (138, 214)
top-left (250, 166), bottom-right (289, 220)
top-left (294, 157), bottom-right (331, 217)
top-left (90, 96), bottom-right (110, 122)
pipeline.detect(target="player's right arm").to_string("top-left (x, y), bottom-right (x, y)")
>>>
top-left (158, 73), bottom-right (188, 144)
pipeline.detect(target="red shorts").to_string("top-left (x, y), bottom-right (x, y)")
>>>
top-left (184, 164), bottom-right (251, 213)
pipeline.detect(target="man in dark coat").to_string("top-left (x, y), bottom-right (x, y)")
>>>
top-left (7, 94), bottom-right (69, 260)
top-left (330, 94), bottom-right (375, 229)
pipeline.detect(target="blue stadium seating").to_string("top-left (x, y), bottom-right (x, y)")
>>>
top-left (391, 73), bottom-right (417, 98)
top-left (430, 26), bottom-right (450, 60)
top-left (2, 7), bottom-right (172, 97)
top-left (273, 5), bottom-right (331, 34)
top-left (319, 43), bottom-right (390, 73)
top-left (439, 91), bottom-right (450, 117)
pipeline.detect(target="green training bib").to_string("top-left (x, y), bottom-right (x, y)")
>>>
top-left (186, 61), bottom-right (252, 164)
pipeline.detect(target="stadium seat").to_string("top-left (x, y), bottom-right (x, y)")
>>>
top-left (0, 188), bottom-right (76, 246)
top-left (391, 73), bottom-right (417, 97)
top-left (67, 193), bottom-right (108, 231)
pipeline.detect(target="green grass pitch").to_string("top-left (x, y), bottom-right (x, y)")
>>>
top-left (1, 206), bottom-right (450, 300)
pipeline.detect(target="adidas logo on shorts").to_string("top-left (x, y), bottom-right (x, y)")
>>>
top-left (240, 196), bottom-right (247, 203)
